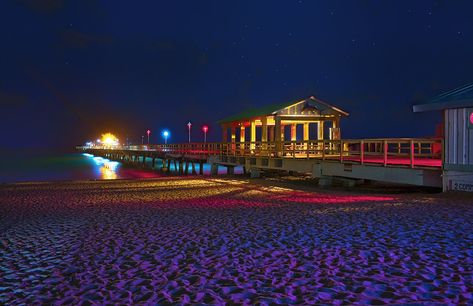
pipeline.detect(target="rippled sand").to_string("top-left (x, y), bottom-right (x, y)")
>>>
top-left (1, 177), bottom-right (472, 304)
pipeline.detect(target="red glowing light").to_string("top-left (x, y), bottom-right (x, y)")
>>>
top-left (146, 129), bottom-right (151, 136)
top-left (202, 126), bottom-right (209, 132)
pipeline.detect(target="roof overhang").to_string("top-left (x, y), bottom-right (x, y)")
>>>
top-left (413, 99), bottom-right (473, 112)
top-left (218, 96), bottom-right (349, 124)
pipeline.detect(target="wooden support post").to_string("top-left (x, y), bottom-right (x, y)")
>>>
top-left (410, 139), bottom-right (415, 168)
top-left (262, 117), bottom-right (268, 142)
top-left (152, 157), bottom-right (156, 168)
top-left (191, 162), bottom-right (196, 174)
top-left (199, 161), bottom-right (204, 175)
top-left (322, 140), bottom-right (326, 160)
top-left (210, 163), bottom-right (218, 175)
top-left (274, 117), bottom-right (282, 157)
top-left (383, 140), bottom-right (388, 166)
top-left (250, 120), bottom-right (256, 150)
top-left (262, 116), bottom-right (268, 151)
top-left (318, 121), bottom-right (324, 140)
top-left (179, 160), bottom-right (184, 174)
top-left (231, 127), bottom-right (236, 143)
top-left (167, 159), bottom-right (171, 172)
top-left (184, 160), bottom-right (189, 175)
top-left (318, 121), bottom-right (324, 152)
top-left (227, 166), bottom-right (234, 175)
top-left (303, 123), bottom-right (309, 141)
top-left (173, 160), bottom-right (177, 172)
top-left (360, 140), bottom-right (364, 165)
top-left (142, 155), bottom-right (146, 165)
top-left (332, 118), bottom-right (338, 129)
top-left (268, 126), bottom-right (274, 142)
top-left (303, 123), bottom-right (309, 151)
top-left (240, 126), bottom-right (245, 143)
top-left (240, 126), bottom-right (245, 154)
top-left (290, 124), bottom-right (297, 141)
top-left (231, 126), bottom-right (236, 153)
top-left (340, 140), bottom-right (344, 162)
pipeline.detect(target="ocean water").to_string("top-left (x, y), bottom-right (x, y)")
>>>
top-left (0, 152), bottom-right (242, 183)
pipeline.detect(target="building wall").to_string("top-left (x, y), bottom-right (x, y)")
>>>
top-left (443, 107), bottom-right (473, 191)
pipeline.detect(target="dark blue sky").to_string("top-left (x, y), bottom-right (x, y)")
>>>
top-left (1, 0), bottom-right (472, 150)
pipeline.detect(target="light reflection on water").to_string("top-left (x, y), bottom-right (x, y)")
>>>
top-left (88, 154), bottom-right (120, 180)
top-left (0, 151), bottom-right (243, 183)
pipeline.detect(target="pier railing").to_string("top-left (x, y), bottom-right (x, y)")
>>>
top-left (79, 137), bottom-right (442, 168)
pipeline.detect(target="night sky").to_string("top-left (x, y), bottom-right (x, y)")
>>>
top-left (1, 0), bottom-right (473, 151)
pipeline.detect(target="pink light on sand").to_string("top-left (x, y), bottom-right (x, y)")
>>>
top-left (272, 191), bottom-right (395, 204)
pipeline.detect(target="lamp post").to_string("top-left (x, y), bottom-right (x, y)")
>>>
top-left (141, 135), bottom-right (144, 145)
top-left (163, 130), bottom-right (169, 144)
top-left (146, 129), bottom-right (151, 144)
top-left (187, 122), bottom-right (192, 143)
top-left (202, 125), bottom-right (208, 143)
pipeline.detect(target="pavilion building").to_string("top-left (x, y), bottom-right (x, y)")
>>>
top-left (218, 96), bottom-right (349, 145)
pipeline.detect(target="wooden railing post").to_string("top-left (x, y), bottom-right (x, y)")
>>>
top-left (340, 140), bottom-right (343, 162)
top-left (410, 139), bottom-right (415, 168)
top-left (383, 140), bottom-right (388, 166)
top-left (322, 140), bottom-right (326, 160)
top-left (441, 138), bottom-right (444, 169)
top-left (360, 140), bottom-right (364, 164)
top-left (306, 140), bottom-right (310, 159)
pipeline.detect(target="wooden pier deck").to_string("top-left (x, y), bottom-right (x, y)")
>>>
top-left (78, 138), bottom-right (443, 187)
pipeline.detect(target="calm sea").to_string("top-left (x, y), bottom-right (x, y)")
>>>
top-left (0, 151), bottom-right (241, 183)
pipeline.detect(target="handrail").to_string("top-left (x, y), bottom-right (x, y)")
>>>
top-left (77, 137), bottom-right (443, 168)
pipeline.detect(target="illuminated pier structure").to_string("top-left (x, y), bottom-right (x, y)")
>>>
top-left (79, 95), bottom-right (449, 189)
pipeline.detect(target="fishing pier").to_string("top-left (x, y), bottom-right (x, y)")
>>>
top-left (78, 96), bottom-right (445, 188)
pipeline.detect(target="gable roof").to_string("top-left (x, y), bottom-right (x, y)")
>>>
top-left (413, 83), bottom-right (473, 112)
top-left (218, 96), bottom-right (348, 124)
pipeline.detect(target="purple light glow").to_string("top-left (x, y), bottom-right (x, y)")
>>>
top-left (1, 178), bottom-right (471, 305)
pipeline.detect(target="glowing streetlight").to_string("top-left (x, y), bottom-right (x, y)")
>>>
top-left (202, 125), bottom-right (209, 143)
top-left (146, 129), bottom-right (151, 144)
top-left (187, 122), bottom-right (192, 143)
top-left (162, 130), bottom-right (170, 144)
top-left (100, 133), bottom-right (119, 147)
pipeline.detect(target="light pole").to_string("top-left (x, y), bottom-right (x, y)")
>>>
top-left (202, 125), bottom-right (208, 143)
top-left (141, 135), bottom-right (144, 145)
top-left (163, 130), bottom-right (169, 144)
top-left (146, 129), bottom-right (151, 144)
top-left (187, 122), bottom-right (192, 143)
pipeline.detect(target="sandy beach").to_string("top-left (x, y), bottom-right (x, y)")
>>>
top-left (0, 177), bottom-right (472, 304)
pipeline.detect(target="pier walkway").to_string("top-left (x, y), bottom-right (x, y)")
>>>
top-left (78, 137), bottom-right (443, 188)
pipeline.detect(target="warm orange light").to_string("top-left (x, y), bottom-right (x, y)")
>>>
top-left (101, 133), bottom-right (119, 146)
top-left (100, 166), bottom-right (117, 179)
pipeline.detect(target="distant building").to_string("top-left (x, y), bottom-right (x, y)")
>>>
top-left (414, 83), bottom-right (473, 192)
